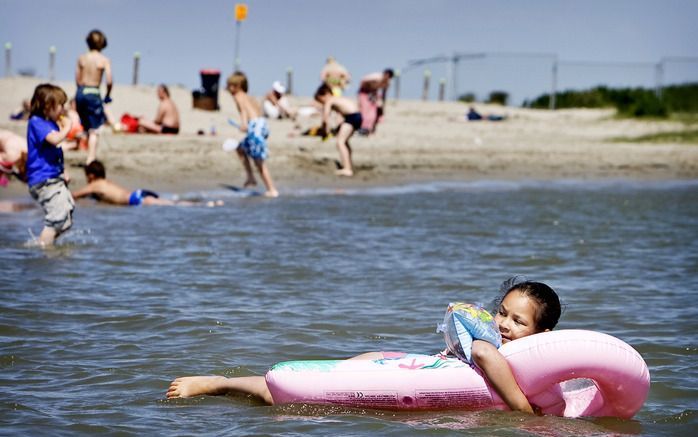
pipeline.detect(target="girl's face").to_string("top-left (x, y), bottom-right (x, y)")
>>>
top-left (494, 290), bottom-right (543, 343)
top-left (46, 103), bottom-right (63, 121)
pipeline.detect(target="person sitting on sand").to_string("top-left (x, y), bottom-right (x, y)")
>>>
top-left (314, 84), bottom-right (362, 177)
top-left (357, 68), bottom-right (393, 135)
top-left (9, 99), bottom-right (31, 121)
top-left (0, 129), bottom-right (28, 186)
top-left (71, 160), bottom-right (219, 206)
top-left (262, 81), bottom-right (296, 120)
top-left (61, 99), bottom-right (88, 151)
top-left (137, 84), bottom-right (181, 134)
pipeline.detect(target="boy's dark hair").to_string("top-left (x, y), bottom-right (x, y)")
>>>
top-left (314, 83), bottom-right (332, 100)
top-left (383, 68), bottom-right (395, 78)
top-left (159, 84), bottom-right (170, 97)
top-left (30, 83), bottom-right (68, 118)
top-left (497, 276), bottom-right (561, 331)
top-left (86, 30), bottom-right (107, 51)
top-left (85, 160), bottom-right (106, 179)
top-left (227, 71), bottom-right (248, 93)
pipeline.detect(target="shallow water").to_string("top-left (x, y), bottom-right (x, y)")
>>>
top-left (1, 180), bottom-right (697, 436)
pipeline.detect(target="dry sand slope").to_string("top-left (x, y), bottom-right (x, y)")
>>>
top-left (1, 77), bottom-right (696, 195)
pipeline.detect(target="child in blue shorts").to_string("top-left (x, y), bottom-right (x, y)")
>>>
top-left (226, 71), bottom-right (279, 197)
top-left (26, 84), bottom-right (75, 246)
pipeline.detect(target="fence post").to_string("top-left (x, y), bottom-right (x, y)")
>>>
top-left (132, 52), bottom-right (141, 86)
top-left (438, 78), bottom-right (446, 101)
top-left (393, 69), bottom-right (401, 101)
top-left (422, 69), bottom-right (431, 101)
top-left (286, 67), bottom-right (293, 95)
top-left (4, 42), bottom-right (11, 77)
top-left (48, 46), bottom-right (56, 81)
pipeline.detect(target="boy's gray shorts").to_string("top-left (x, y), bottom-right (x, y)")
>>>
top-left (29, 178), bottom-right (75, 233)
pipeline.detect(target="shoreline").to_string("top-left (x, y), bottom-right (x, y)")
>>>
top-left (1, 77), bottom-right (697, 198)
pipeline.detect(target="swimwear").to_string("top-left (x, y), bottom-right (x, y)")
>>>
top-left (161, 125), bottom-right (179, 134)
top-left (343, 112), bottom-right (363, 131)
top-left (128, 189), bottom-right (159, 206)
top-left (239, 118), bottom-right (269, 160)
top-left (75, 86), bottom-right (106, 130)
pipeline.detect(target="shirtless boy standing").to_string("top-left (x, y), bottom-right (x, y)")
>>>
top-left (226, 71), bottom-right (279, 197)
top-left (75, 29), bottom-right (112, 164)
top-left (314, 84), bottom-right (362, 177)
top-left (0, 129), bottom-right (28, 185)
top-left (138, 84), bottom-right (181, 134)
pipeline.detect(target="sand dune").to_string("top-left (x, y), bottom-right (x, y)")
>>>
top-left (1, 77), bottom-right (696, 196)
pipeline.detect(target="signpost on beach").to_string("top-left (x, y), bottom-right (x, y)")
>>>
top-left (132, 52), bottom-right (140, 86)
top-left (48, 46), bottom-right (56, 82)
top-left (4, 42), bottom-right (11, 77)
top-left (234, 3), bottom-right (248, 71)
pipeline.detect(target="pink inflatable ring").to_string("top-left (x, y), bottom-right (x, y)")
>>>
top-left (265, 330), bottom-right (650, 418)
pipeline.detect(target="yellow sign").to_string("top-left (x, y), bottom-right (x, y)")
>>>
top-left (235, 4), bottom-right (248, 21)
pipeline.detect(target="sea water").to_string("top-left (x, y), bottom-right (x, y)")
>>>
top-left (1, 180), bottom-right (696, 436)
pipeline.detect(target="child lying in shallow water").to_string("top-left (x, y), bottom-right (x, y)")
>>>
top-left (166, 278), bottom-right (561, 414)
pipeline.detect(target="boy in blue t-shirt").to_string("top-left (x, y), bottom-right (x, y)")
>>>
top-left (26, 83), bottom-right (75, 246)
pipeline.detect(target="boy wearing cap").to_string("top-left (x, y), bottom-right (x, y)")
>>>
top-left (262, 81), bottom-right (296, 120)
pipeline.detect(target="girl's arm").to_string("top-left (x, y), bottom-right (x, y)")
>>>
top-left (471, 339), bottom-right (534, 414)
top-left (45, 116), bottom-right (72, 146)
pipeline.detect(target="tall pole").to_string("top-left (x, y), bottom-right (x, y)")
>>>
top-left (550, 58), bottom-right (558, 110)
top-left (132, 52), bottom-right (140, 86)
top-left (4, 42), bottom-right (11, 77)
top-left (234, 21), bottom-right (241, 71)
top-left (655, 60), bottom-right (664, 98)
top-left (422, 69), bottom-right (431, 101)
top-left (286, 67), bottom-right (293, 95)
top-left (394, 69), bottom-right (401, 101)
top-left (438, 78), bottom-right (446, 101)
top-left (48, 46), bottom-right (56, 81)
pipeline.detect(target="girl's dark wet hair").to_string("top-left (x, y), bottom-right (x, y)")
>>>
top-left (495, 276), bottom-right (561, 331)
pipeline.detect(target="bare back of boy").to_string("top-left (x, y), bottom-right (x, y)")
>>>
top-left (73, 178), bottom-right (131, 205)
top-left (76, 51), bottom-right (111, 87)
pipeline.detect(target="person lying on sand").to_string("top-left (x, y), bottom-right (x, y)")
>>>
top-left (72, 160), bottom-right (221, 207)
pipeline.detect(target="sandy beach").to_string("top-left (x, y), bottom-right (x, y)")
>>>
top-left (1, 77), bottom-right (696, 197)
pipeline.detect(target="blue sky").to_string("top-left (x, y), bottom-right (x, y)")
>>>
top-left (1, 0), bottom-right (696, 104)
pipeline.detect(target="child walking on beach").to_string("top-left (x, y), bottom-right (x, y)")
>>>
top-left (314, 84), bottom-right (363, 177)
top-left (166, 278), bottom-right (561, 414)
top-left (26, 84), bottom-right (75, 246)
top-left (75, 29), bottom-right (113, 164)
top-left (226, 71), bottom-right (279, 197)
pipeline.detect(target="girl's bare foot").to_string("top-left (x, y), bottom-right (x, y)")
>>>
top-left (335, 169), bottom-right (354, 177)
top-left (264, 189), bottom-right (279, 198)
top-left (243, 178), bottom-right (257, 188)
top-left (166, 376), bottom-right (228, 398)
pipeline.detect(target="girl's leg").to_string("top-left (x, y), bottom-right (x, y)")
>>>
top-left (236, 148), bottom-right (256, 187)
top-left (166, 375), bottom-right (273, 404)
top-left (253, 159), bottom-right (279, 197)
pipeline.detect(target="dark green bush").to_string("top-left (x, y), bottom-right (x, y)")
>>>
top-left (524, 83), bottom-right (696, 118)
top-left (488, 91), bottom-right (508, 105)
top-left (458, 92), bottom-right (476, 103)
